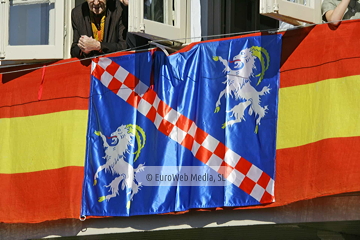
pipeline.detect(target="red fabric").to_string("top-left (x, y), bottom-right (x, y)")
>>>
top-left (272, 136), bottom-right (360, 206)
top-left (0, 167), bottom-right (84, 223)
top-left (280, 19), bottom-right (360, 88)
top-left (0, 58), bottom-right (91, 118)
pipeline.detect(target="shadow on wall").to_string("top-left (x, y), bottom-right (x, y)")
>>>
top-left (2, 194), bottom-right (360, 239)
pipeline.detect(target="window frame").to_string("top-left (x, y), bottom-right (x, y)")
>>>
top-left (0, 1), bottom-right (6, 59)
top-left (128, 0), bottom-right (190, 43)
top-left (259, 0), bottom-right (322, 25)
top-left (1, 0), bottom-right (65, 61)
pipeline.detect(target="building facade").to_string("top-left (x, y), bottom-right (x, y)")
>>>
top-left (1, 1), bottom-right (360, 239)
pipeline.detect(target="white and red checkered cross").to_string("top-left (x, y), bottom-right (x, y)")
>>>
top-left (91, 57), bottom-right (275, 204)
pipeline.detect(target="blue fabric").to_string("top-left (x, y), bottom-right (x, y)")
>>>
top-left (81, 34), bottom-right (282, 217)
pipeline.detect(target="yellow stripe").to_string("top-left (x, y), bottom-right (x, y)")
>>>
top-left (277, 75), bottom-right (360, 149)
top-left (0, 110), bottom-right (88, 174)
top-left (3, 76), bottom-right (359, 171)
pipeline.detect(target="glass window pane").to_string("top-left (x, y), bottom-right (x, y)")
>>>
top-left (144, 0), bottom-right (165, 24)
top-left (9, 1), bottom-right (55, 46)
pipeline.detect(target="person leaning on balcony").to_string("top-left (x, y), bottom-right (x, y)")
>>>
top-left (71, 0), bottom-right (127, 58)
top-left (322, 0), bottom-right (360, 25)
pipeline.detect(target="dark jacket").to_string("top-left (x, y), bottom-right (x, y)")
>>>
top-left (70, 0), bottom-right (127, 58)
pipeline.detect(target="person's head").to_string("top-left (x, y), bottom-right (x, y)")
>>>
top-left (87, 0), bottom-right (107, 15)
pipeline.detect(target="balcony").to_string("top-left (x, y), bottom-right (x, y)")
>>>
top-left (1, 1), bottom-right (360, 239)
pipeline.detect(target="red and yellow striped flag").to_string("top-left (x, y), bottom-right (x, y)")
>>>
top-left (0, 59), bottom-right (91, 223)
top-left (274, 20), bottom-right (360, 207)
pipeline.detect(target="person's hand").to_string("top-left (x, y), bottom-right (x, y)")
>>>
top-left (325, 0), bottom-right (351, 25)
top-left (119, 0), bottom-right (128, 6)
top-left (77, 35), bottom-right (101, 54)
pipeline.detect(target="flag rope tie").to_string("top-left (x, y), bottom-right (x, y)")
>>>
top-left (38, 65), bottom-right (46, 101)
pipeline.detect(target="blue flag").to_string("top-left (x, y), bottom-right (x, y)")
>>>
top-left (81, 34), bottom-right (282, 217)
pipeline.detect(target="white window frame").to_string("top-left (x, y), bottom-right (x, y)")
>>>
top-left (260, 0), bottom-right (322, 25)
top-left (0, 0), bottom-right (6, 59)
top-left (63, 0), bottom-right (76, 59)
top-left (128, 0), bottom-right (191, 43)
top-left (0, 0), bottom-right (65, 61)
